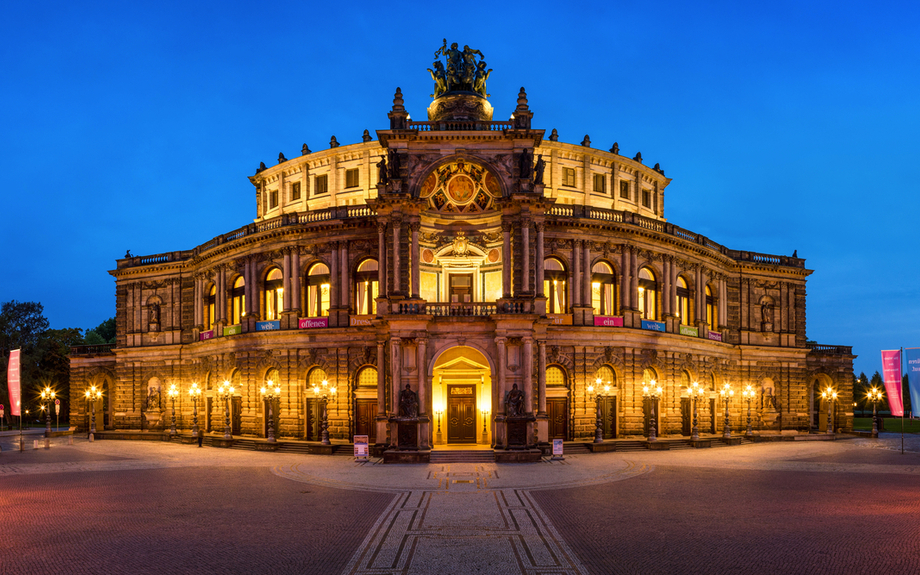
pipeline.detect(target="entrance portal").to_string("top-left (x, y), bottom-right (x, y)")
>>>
top-left (431, 346), bottom-right (492, 446)
top-left (447, 385), bottom-right (477, 443)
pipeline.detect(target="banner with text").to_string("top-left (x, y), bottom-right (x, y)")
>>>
top-left (679, 325), bottom-right (699, 337)
top-left (299, 317), bottom-right (328, 329)
top-left (593, 316), bottom-right (623, 327)
top-left (223, 324), bottom-right (241, 336)
top-left (256, 320), bottom-right (280, 331)
top-left (641, 320), bottom-right (666, 332)
top-left (707, 331), bottom-right (723, 342)
top-left (349, 315), bottom-right (374, 327)
top-left (905, 348), bottom-right (920, 417)
top-left (199, 329), bottom-right (214, 341)
top-left (881, 349), bottom-right (904, 416)
top-left (7, 349), bottom-right (20, 416)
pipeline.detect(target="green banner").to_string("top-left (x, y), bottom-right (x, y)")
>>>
top-left (223, 324), bottom-right (242, 336)
top-left (679, 325), bottom-right (699, 337)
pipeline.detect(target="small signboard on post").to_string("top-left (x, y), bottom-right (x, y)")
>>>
top-left (551, 438), bottom-right (564, 461)
top-left (354, 435), bottom-right (369, 460)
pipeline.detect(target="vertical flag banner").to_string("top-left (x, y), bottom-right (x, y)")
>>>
top-left (905, 348), bottom-right (920, 418)
top-left (7, 349), bottom-right (21, 417)
top-left (880, 349), bottom-right (904, 416)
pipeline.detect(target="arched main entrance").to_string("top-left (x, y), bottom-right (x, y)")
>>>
top-left (431, 346), bottom-right (492, 445)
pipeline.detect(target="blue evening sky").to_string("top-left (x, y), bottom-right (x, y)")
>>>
top-left (1, 0), bottom-right (917, 378)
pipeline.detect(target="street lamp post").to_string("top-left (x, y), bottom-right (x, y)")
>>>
top-left (820, 386), bottom-right (838, 435)
top-left (167, 384), bottom-right (178, 436)
top-left (720, 383), bottom-right (734, 439)
top-left (40, 386), bottom-right (55, 437)
top-left (867, 387), bottom-right (883, 438)
top-left (189, 383), bottom-right (201, 446)
top-left (642, 380), bottom-right (663, 442)
top-left (217, 381), bottom-right (235, 440)
top-left (688, 381), bottom-right (703, 442)
top-left (588, 378), bottom-right (612, 443)
top-left (742, 384), bottom-right (756, 438)
top-left (84, 386), bottom-right (103, 442)
top-left (435, 410), bottom-right (443, 444)
top-left (310, 379), bottom-right (335, 445)
top-left (481, 410), bottom-right (490, 444)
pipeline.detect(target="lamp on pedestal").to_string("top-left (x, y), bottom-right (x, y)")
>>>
top-left (688, 381), bottom-right (703, 441)
top-left (867, 386), bottom-right (883, 438)
top-left (820, 386), bottom-right (837, 435)
top-left (588, 378), bottom-right (612, 443)
top-left (167, 384), bottom-right (178, 436)
top-left (642, 380), bottom-right (663, 442)
top-left (742, 384), bottom-right (756, 438)
top-left (720, 383), bottom-right (734, 439)
top-left (310, 379), bottom-right (336, 445)
top-left (218, 381), bottom-right (235, 440)
top-left (261, 380), bottom-right (283, 443)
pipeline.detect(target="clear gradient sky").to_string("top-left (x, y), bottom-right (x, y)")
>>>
top-left (2, 0), bottom-right (918, 378)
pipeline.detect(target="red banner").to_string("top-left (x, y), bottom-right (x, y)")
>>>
top-left (7, 349), bottom-right (21, 417)
top-left (881, 349), bottom-right (904, 416)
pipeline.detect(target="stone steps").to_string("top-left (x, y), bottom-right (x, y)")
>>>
top-left (429, 450), bottom-right (495, 463)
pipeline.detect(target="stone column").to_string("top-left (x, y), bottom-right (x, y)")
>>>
top-left (194, 276), bottom-right (201, 328)
top-left (521, 219), bottom-right (530, 293)
top-left (696, 266), bottom-right (704, 324)
top-left (417, 339), bottom-right (427, 415)
top-left (217, 266), bottom-right (226, 322)
top-left (245, 257), bottom-right (255, 316)
top-left (392, 218), bottom-right (401, 294)
top-left (391, 338), bottom-right (401, 414)
top-left (411, 222), bottom-right (420, 298)
top-left (573, 240), bottom-right (582, 306)
top-left (630, 248), bottom-right (639, 308)
top-left (720, 277), bottom-right (728, 329)
top-left (535, 223), bottom-right (545, 296)
top-left (377, 340), bottom-right (386, 416)
top-left (329, 242), bottom-right (339, 309)
top-left (291, 247), bottom-right (301, 313)
top-left (282, 249), bottom-right (292, 311)
top-left (502, 221), bottom-right (512, 297)
top-left (582, 240), bottom-right (592, 306)
top-left (377, 222), bottom-right (387, 298)
top-left (523, 337), bottom-right (534, 415)
top-left (495, 337), bottom-right (507, 448)
top-left (620, 245), bottom-right (630, 310)
top-left (662, 257), bottom-right (671, 317)
top-left (537, 341), bottom-right (547, 415)
top-left (670, 257), bottom-right (678, 316)
top-left (340, 241), bottom-right (349, 312)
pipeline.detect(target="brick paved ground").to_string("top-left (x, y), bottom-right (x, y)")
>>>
top-left (533, 458), bottom-right (920, 574)
top-left (0, 465), bottom-right (393, 575)
top-left (2, 436), bottom-right (920, 575)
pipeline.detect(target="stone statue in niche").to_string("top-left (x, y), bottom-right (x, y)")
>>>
top-left (534, 154), bottom-right (545, 185)
top-left (147, 386), bottom-right (160, 410)
top-left (505, 383), bottom-right (524, 417)
top-left (518, 149), bottom-right (533, 179)
top-left (761, 301), bottom-right (774, 332)
top-left (149, 303), bottom-right (160, 324)
top-left (377, 156), bottom-right (388, 185)
top-left (398, 384), bottom-right (419, 418)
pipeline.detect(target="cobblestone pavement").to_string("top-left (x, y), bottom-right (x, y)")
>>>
top-left (1, 435), bottom-right (919, 574)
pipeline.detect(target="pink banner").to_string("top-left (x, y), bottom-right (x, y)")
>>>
top-left (199, 330), bottom-right (214, 341)
top-left (299, 317), bottom-right (328, 329)
top-left (881, 349), bottom-right (904, 416)
top-left (7, 349), bottom-right (21, 417)
top-left (593, 316), bottom-right (623, 327)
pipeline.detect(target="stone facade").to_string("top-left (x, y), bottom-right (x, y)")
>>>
top-left (70, 69), bottom-right (854, 447)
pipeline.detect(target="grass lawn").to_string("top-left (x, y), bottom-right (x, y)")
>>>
top-left (853, 417), bottom-right (920, 433)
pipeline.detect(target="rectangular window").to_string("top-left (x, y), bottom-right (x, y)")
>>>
top-left (269, 190), bottom-right (279, 209)
top-left (619, 180), bottom-right (630, 199)
top-left (642, 189), bottom-right (651, 208)
top-left (291, 181), bottom-right (301, 201)
top-left (345, 168), bottom-right (359, 188)
top-left (563, 167), bottom-right (576, 187)
top-left (593, 173), bottom-right (605, 194)
top-left (315, 174), bottom-right (328, 195)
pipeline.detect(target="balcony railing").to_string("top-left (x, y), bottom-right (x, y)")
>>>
top-left (70, 344), bottom-right (116, 356)
top-left (806, 343), bottom-right (853, 355)
top-left (394, 301), bottom-right (529, 316)
top-left (407, 120), bottom-right (514, 132)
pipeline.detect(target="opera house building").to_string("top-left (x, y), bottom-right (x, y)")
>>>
top-left (70, 46), bottom-right (854, 459)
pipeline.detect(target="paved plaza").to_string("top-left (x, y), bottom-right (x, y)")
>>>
top-left (1, 434), bottom-right (919, 575)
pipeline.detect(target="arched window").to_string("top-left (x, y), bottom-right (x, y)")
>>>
top-left (676, 276), bottom-right (690, 326)
top-left (638, 267), bottom-right (658, 320)
top-left (680, 370), bottom-right (691, 390)
top-left (591, 261), bottom-right (616, 316)
top-left (356, 366), bottom-right (377, 387)
top-left (595, 365), bottom-right (616, 387)
top-left (265, 368), bottom-right (280, 385)
top-left (547, 365), bottom-right (566, 386)
top-left (305, 263), bottom-right (330, 317)
top-left (354, 259), bottom-right (379, 315)
top-left (706, 285), bottom-right (717, 330)
top-left (642, 368), bottom-right (657, 385)
top-left (544, 258), bottom-right (567, 313)
top-left (264, 268), bottom-right (283, 321)
top-left (205, 285), bottom-right (216, 330)
top-left (307, 367), bottom-right (328, 389)
top-left (231, 276), bottom-right (245, 325)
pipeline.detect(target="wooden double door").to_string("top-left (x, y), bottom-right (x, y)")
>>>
top-left (547, 398), bottom-right (568, 440)
top-left (447, 385), bottom-right (477, 443)
top-left (354, 398), bottom-right (377, 443)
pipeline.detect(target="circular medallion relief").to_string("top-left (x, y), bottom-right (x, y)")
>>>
top-left (422, 249), bottom-right (435, 263)
top-left (447, 174), bottom-right (476, 205)
top-left (488, 248), bottom-right (500, 263)
top-left (420, 173), bottom-right (437, 198)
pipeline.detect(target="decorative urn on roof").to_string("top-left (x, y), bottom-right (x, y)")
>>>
top-left (426, 40), bottom-right (494, 123)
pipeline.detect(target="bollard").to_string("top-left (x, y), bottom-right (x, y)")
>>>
top-left (89, 433), bottom-right (94, 442)
top-left (33, 440), bottom-right (39, 450)
top-left (68, 436), bottom-right (74, 445)
top-left (45, 438), bottom-right (50, 449)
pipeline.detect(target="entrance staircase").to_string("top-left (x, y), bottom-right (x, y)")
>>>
top-left (429, 449), bottom-right (495, 464)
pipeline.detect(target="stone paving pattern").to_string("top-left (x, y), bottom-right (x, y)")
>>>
top-left (0, 434), bottom-right (918, 574)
